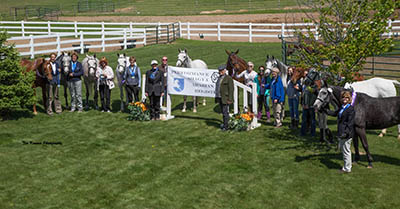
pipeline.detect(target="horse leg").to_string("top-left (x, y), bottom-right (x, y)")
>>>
top-left (378, 128), bottom-right (386, 137)
top-left (398, 125), bottom-right (400, 140)
top-left (85, 81), bottom-right (91, 110)
top-left (355, 126), bottom-right (373, 168)
top-left (120, 85), bottom-right (124, 112)
top-left (182, 96), bottom-right (187, 112)
top-left (64, 84), bottom-right (69, 110)
top-left (193, 96), bottom-right (197, 113)
top-left (203, 97), bottom-right (206, 106)
top-left (33, 88), bottom-right (38, 115)
top-left (353, 131), bottom-right (360, 163)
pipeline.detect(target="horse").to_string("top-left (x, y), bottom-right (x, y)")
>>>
top-left (20, 58), bottom-right (53, 115)
top-left (303, 69), bottom-right (400, 140)
top-left (314, 84), bottom-right (400, 168)
top-left (116, 53), bottom-right (130, 111)
top-left (226, 49), bottom-right (247, 84)
top-left (176, 49), bottom-right (208, 113)
top-left (55, 52), bottom-right (72, 109)
top-left (82, 54), bottom-right (99, 110)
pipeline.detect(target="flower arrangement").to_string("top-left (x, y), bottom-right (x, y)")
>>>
top-left (127, 102), bottom-right (150, 121)
top-left (228, 111), bottom-right (254, 131)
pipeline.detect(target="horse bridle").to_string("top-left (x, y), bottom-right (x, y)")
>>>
top-left (87, 57), bottom-right (98, 72)
top-left (177, 54), bottom-right (188, 67)
top-left (265, 59), bottom-right (277, 71)
top-left (117, 58), bottom-right (126, 73)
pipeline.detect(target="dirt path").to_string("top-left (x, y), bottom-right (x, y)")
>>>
top-left (59, 12), bottom-right (314, 23)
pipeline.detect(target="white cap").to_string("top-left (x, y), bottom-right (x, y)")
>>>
top-left (151, 60), bottom-right (158, 65)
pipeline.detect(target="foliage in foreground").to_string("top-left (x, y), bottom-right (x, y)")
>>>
top-left (0, 30), bottom-right (35, 117)
top-left (294, 0), bottom-right (397, 84)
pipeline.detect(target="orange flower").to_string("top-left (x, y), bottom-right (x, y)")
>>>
top-left (240, 113), bottom-right (252, 121)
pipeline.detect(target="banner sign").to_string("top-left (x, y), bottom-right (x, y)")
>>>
top-left (167, 66), bottom-right (219, 97)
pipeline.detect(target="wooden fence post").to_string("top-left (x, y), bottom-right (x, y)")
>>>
top-left (21, 20), bottom-right (25, 37)
top-left (187, 22), bottom-right (191, 40)
top-left (47, 21), bottom-right (51, 35)
top-left (80, 31), bottom-right (84, 54)
top-left (29, 35), bottom-right (34, 59)
top-left (74, 21), bottom-right (78, 38)
top-left (123, 29), bottom-right (127, 50)
top-left (56, 34), bottom-right (61, 56)
top-left (249, 22), bottom-right (252, 42)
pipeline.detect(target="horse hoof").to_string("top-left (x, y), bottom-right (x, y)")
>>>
top-left (182, 109), bottom-right (186, 112)
top-left (193, 109), bottom-right (197, 113)
top-left (367, 165), bottom-right (373, 169)
top-left (378, 133), bottom-right (384, 137)
top-left (33, 112), bottom-right (38, 115)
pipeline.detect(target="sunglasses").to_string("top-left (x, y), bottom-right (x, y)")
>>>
top-left (162, 59), bottom-right (168, 61)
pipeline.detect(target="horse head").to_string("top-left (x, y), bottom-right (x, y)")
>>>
top-left (304, 68), bottom-right (320, 86)
top-left (38, 58), bottom-right (53, 81)
top-left (176, 49), bottom-right (188, 67)
top-left (265, 55), bottom-right (278, 72)
top-left (116, 53), bottom-right (127, 74)
top-left (86, 54), bottom-right (98, 77)
top-left (61, 52), bottom-right (71, 75)
top-left (314, 85), bottom-right (333, 111)
top-left (291, 67), bottom-right (306, 83)
top-left (225, 49), bottom-right (247, 82)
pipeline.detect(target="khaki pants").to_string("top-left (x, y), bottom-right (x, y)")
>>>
top-left (273, 102), bottom-right (283, 126)
top-left (339, 138), bottom-right (352, 172)
top-left (46, 83), bottom-right (62, 114)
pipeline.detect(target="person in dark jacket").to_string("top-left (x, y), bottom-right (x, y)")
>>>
top-left (215, 64), bottom-right (234, 131)
top-left (287, 67), bottom-right (301, 129)
top-left (270, 67), bottom-right (285, 128)
top-left (67, 53), bottom-right (84, 112)
top-left (123, 56), bottom-right (141, 103)
top-left (300, 84), bottom-right (317, 136)
top-left (325, 91), bottom-right (355, 173)
top-left (145, 60), bottom-right (164, 120)
top-left (46, 53), bottom-right (62, 115)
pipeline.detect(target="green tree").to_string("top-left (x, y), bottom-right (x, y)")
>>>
top-left (0, 30), bottom-right (35, 118)
top-left (293, 0), bottom-right (398, 83)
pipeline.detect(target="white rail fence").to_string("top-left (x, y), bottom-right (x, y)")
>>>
top-left (2, 20), bottom-right (400, 58)
top-left (8, 29), bottom-right (146, 58)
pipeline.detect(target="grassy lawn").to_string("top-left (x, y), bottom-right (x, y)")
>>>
top-left (1, 39), bottom-right (400, 208)
top-left (1, 0), bottom-right (301, 20)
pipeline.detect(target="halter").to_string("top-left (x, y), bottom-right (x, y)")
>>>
top-left (265, 59), bottom-right (277, 71)
top-left (87, 57), bottom-right (98, 71)
top-left (176, 53), bottom-right (189, 67)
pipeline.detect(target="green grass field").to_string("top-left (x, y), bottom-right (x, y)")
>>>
top-left (1, 39), bottom-right (400, 208)
top-left (1, 0), bottom-right (300, 20)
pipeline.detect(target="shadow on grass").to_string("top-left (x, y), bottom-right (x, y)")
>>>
top-left (175, 115), bottom-right (221, 128)
top-left (1, 109), bottom-right (35, 121)
top-left (296, 153), bottom-right (400, 169)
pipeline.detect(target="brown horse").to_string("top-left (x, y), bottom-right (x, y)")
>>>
top-left (225, 49), bottom-right (248, 83)
top-left (20, 58), bottom-right (53, 115)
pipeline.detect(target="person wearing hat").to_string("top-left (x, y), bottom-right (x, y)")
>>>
top-left (96, 57), bottom-right (115, 112)
top-left (67, 52), bottom-right (84, 112)
top-left (270, 67), bottom-right (285, 128)
top-left (215, 64), bottom-right (234, 131)
top-left (145, 60), bottom-right (164, 120)
top-left (324, 91), bottom-right (355, 173)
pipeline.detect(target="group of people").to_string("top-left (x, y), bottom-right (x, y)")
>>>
top-left (214, 62), bottom-right (355, 173)
top-left (45, 52), bottom-right (170, 120)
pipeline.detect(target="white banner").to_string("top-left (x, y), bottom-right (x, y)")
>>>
top-left (167, 66), bottom-right (219, 97)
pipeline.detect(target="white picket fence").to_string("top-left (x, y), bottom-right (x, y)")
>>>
top-left (2, 20), bottom-right (400, 58)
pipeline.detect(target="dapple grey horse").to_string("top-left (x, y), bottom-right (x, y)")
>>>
top-left (176, 49), bottom-right (208, 113)
top-left (55, 52), bottom-right (71, 109)
top-left (116, 53), bottom-right (130, 111)
top-left (82, 54), bottom-right (99, 110)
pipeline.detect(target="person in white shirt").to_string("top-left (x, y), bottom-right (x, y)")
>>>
top-left (96, 57), bottom-right (115, 112)
top-left (235, 61), bottom-right (258, 111)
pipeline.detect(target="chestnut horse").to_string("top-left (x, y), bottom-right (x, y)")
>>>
top-left (225, 49), bottom-right (247, 84)
top-left (20, 58), bottom-right (53, 115)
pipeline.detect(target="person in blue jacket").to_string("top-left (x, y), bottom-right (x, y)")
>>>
top-left (67, 53), bottom-right (84, 112)
top-left (270, 67), bottom-right (285, 128)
